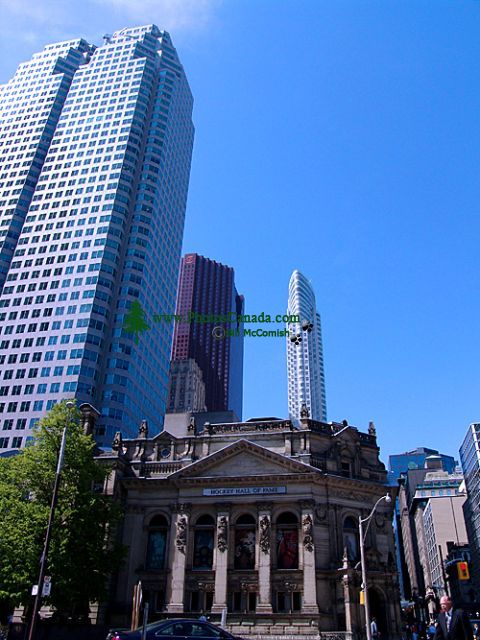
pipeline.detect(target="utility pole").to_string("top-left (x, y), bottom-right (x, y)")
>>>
top-left (359, 494), bottom-right (392, 640)
top-left (27, 402), bottom-right (73, 640)
top-left (438, 545), bottom-right (450, 597)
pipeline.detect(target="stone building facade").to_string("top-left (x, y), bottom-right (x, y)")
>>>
top-left (100, 414), bottom-right (401, 638)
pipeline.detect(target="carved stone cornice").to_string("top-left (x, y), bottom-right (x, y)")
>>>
top-left (157, 472), bottom-right (319, 487)
top-left (186, 577), bottom-right (215, 591)
top-left (204, 420), bottom-right (292, 435)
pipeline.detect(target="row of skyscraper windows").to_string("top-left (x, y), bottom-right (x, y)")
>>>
top-left (0, 437), bottom-right (24, 449)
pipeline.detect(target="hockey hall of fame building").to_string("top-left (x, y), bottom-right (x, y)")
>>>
top-left (99, 412), bottom-right (402, 638)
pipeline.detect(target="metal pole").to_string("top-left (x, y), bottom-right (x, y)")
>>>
top-left (438, 545), bottom-right (450, 597)
top-left (359, 514), bottom-right (372, 640)
top-left (141, 602), bottom-right (149, 640)
top-left (358, 493), bottom-right (391, 640)
top-left (27, 425), bottom-right (68, 640)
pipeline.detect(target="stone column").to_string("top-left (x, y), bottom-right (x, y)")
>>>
top-left (166, 503), bottom-right (191, 613)
top-left (256, 502), bottom-right (273, 613)
top-left (212, 504), bottom-right (230, 613)
top-left (300, 500), bottom-right (319, 614)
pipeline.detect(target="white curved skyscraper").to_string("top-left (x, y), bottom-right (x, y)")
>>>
top-left (286, 270), bottom-right (327, 423)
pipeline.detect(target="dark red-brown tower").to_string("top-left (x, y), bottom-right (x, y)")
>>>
top-left (171, 253), bottom-right (244, 418)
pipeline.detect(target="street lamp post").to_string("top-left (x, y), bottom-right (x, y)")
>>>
top-left (27, 401), bottom-right (74, 640)
top-left (359, 493), bottom-right (392, 640)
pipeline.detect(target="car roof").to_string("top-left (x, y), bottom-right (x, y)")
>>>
top-left (158, 620), bottom-right (220, 624)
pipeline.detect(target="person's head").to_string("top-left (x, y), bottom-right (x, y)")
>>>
top-left (440, 596), bottom-right (452, 613)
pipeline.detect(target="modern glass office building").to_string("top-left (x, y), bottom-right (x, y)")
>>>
top-left (286, 270), bottom-right (327, 423)
top-left (389, 447), bottom-right (457, 485)
top-left (460, 423), bottom-right (480, 593)
top-left (0, 25), bottom-right (194, 450)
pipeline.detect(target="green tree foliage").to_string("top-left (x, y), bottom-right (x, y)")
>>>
top-left (0, 400), bottom-right (125, 619)
top-left (123, 300), bottom-right (150, 344)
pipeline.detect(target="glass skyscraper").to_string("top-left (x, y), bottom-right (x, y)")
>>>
top-left (0, 25), bottom-right (194, 450)
top-left (170, 253), bottom-right (244, 419)
top-left (286, 269), bottom-right (327, 423)
top-left (460, 423), bottom-right (480, 593)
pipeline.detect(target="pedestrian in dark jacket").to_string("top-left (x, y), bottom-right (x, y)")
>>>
top-left (434, 596), bottom-right (473, 640)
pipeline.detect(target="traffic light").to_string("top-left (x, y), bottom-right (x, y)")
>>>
top-left (457, 561), bottom-right (470, 580)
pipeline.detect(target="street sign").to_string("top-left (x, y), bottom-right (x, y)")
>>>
top-left (44, 575), bottom-right (51, 583)
top-left (42, 582), bottom-right (51, 597)
top-left (31, 585), bottom-right (38, 596)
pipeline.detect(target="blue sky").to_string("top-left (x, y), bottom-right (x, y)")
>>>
top-left (1, 0), bottom-right (480, 463)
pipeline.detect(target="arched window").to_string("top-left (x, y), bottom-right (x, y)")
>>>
top-left (193, 514), bottom-right (215, 570)
top-left (343, 516), bottom-right (359, 562)
top-left (276, 512), bottom-right (298, 569)
top-left (234, 514), bottom-right (256, 570)
top-left (146, 514), bottom-right (168, 571)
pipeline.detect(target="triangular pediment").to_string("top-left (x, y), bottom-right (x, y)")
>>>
top-left (151, 430), bottom-right (180, 442)
top-left (170, 439), bottom-right (318, 480)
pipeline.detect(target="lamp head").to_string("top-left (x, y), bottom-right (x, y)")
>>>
top-left (65, 401), bottom-right (75, 410)
top-left (385, 494), bottom-right (392, 504)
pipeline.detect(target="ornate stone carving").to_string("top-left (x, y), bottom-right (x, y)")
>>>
top-left (205, 422), bottom-right (214, 435)
top-left (211, 420), bottom-right (291, 434)
top-left (299, 499), bottom-right (315, 510)
top-left (302, 513), bottom-right (314, 551)
top-left (368, 421), bottom-right (376, 436)
top-left (300, 403), bottom-right (310, 418)
top-left (138, 419), bottom-right (149, 439)
top-left (187, 578), bottom-right (215, 592)
top-left (172, 502), bottom-right (192, 515)
top-left (217, 515), bottom-right (228, 552)
top-left (176, 516), bottom-right (187, 553)
top-left (315, 506), bottom-right (328, 522)
top-left (375, 513), bottom-right (385, 529)
top-left (259, 515), bottom-right (271, 553)
top-left (112, 431), bottom-right (123, 451)
top-left (188, 415), bottom-right (196, 432)
top-left (256, 501), bottom-right (273, 514)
